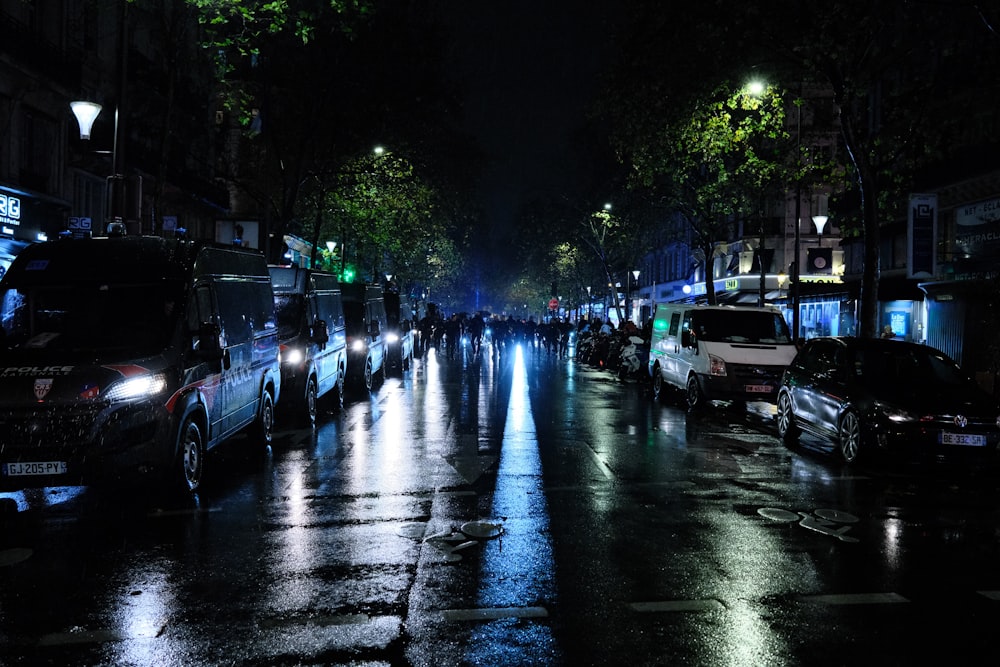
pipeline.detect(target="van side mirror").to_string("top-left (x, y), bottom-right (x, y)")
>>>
top-left (681, 329), bottom-right (695, 349)
top-left (369, 319), bottom-right (380, 339)
top-left (196, 322), bottom-right (224, 361)
top-left (310, 319), bottom-right (329, 345)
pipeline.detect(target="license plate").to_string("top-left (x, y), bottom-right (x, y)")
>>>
top-left (745, 384), bottom-right (773, 394)
top-left (940, 432), bottom-right (987, 447)
top-left (2, 461), bottom-right (68, 476)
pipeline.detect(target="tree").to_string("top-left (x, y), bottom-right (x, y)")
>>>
top-left (189, 0), bottom-right (467, 266)
top-left (297, 147), bottom-right (462, 300)
top-left (614, 81), bottom-right (791, 305)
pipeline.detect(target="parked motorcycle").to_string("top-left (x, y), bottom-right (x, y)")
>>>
top-left (617, 335), bottom-right (647, 380)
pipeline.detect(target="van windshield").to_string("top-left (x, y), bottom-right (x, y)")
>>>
top-left (688, 310), bottom-right (792, 344)
top-left (343, 301), bottom-right (367, 336)
top-left (0, 283), bottom-right (183, 353)
top-left (273, 294), bottom-right (304, 340)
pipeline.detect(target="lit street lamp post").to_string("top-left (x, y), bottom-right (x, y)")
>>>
top-left (630, 270), bottom-right (640, 323)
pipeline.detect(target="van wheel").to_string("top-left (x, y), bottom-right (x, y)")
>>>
top-left (776, 392), bottom-right (800, 448)
top-left (363, 358), bottom-right (374, 392)
top-left (177, 415), bottom-right (205, 493)
top-left (302, 376), bottom-right (318, 428)
top-left (333, 370), bottom-right (346, 410)
top-left (251, 390), bottom-right (275, 447)
top-left (651, 368), bottom-right (665, 403)
top-left (686, 375), bottom-right (705, 410)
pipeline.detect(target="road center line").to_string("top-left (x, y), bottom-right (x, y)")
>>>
top-left (799, 592), bottom-right (909, 605)
top-left (583, 442), bottom-right (615, 480)
top-left (630, 599), bottom-right (726, 613)
top-left (441, 606), bottom-right (549, 622)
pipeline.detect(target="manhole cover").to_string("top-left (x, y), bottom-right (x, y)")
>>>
top-left (757, 507), bottom-right (800, 523)
top-left (461, 520), bottom-right (504, 539)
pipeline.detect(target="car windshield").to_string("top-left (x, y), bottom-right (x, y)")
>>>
top-left (273, 293), bottom-right (304, 340)
top-left (0, 282), bottom-right (183, 354)
top-left (854, 346), bottom-right (970, 387)
top-left (689, 310), bottom-right (792, 344)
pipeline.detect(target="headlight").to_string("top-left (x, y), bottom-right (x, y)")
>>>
top-left (104, 373), bottom-right (168, 402)
top-left (281, 347), bottom-right (304, 365)
top-left (351, 339), bottom-right (367, 352)
top-left (384, 332), bottom-right (400, 344)
top-left (878, 402), bottom-right (917, 423)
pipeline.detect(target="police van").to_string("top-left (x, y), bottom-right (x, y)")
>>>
top-left (269, 266), bottom-right (347, 425)
top-left (648, 304), bottom-right (796, 409)
top-left (383, 290), bottom-right (415, 374)
top-left (0, 236), bottom-right (281, 492)
top-left (340, 282), bottom-right (388, 395)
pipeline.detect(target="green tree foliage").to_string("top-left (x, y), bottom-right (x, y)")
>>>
top-left (187, 0), bottom-right (469, 275)
top-left (616, 80), bottom-right (791, 305)
top-left (298, 148), bottom-right (462, 296)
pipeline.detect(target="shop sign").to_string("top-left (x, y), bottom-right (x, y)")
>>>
top-left (0, 192), bottom-right (21, 227)
top-left (955, 195), bottom-right (1000, 257)
top-left (908, 193), bottom-right (936, 279)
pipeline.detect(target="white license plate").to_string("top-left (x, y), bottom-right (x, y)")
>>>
top-left (941, 432), bottom-right (987, 447)
top-left (745, 384), bottom-right (773, 394)
top-left (2, 461), bottom-right (68, 476)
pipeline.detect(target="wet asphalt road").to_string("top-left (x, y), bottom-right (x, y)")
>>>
top-left (3, 341), bottom-right (1000, 666)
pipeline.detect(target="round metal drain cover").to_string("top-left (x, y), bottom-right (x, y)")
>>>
top-left (461, 520), bottom-right (504, 539)
top-left (757, 508), bottom-right (800, 523)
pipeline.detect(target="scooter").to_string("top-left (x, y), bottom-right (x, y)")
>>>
top-left (618, 335), bottom-right (647, 380)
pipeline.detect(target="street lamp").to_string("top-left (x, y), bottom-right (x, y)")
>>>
top-left (70, 101), bottom-right (102, 140)
top-left (791, 84), bottom-right (804, 343)
top-left (629, 269), bottom-right (640, 324)
top-left (71, 100), bottom-right (129, 232)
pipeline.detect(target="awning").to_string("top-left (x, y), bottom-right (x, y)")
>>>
top-left (715, 291), bottom-right (763, 305)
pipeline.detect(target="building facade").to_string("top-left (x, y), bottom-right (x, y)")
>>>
top-left (0, 0), bottom-right (231, 274)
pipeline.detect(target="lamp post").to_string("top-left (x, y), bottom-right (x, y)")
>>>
top-left (628, 270), bottom-right (640, 323)
top-left (70, 2), bottom-right (131, 234)
top-left (791, 85), bottom-right (803, 344)
top-left (71, 100), bottom-right (127, 232)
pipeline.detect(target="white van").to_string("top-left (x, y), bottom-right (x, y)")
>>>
top-left (648, 304), bottom-right (796, 409)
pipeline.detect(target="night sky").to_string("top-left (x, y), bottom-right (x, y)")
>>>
top-left (440, 3), bottom-right (618, 237)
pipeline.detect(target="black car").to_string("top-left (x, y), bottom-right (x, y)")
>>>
top-left (776, 337), bottom-right (1000, 463)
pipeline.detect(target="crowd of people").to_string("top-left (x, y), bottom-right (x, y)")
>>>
top-left (414, 308), bottom-right (652, 364)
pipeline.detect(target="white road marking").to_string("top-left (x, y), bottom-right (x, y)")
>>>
top-left (630, 599), bottom-right (726, 613)
top-left (800, 592), bottom-right (909, 605)
top-left (441, 606), bottom-right (549, 621)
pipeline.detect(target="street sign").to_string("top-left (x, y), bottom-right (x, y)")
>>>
top-left (548, 298), bottom-right (559, 310)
